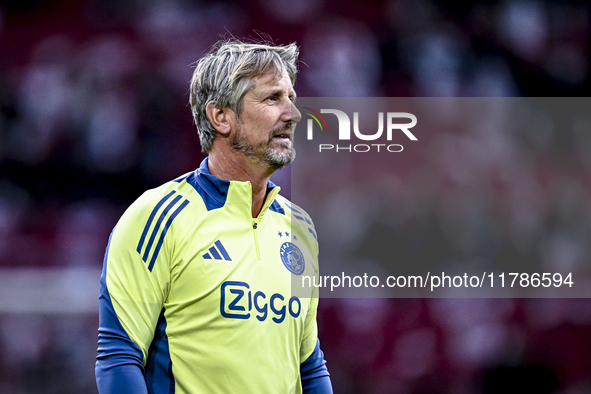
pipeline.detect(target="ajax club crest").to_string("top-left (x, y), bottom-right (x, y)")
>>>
top-left (280, 242), bottom-right (305, 275)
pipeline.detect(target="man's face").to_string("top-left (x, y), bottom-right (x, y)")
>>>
top-left (231, 70), bottom-right (302, 169)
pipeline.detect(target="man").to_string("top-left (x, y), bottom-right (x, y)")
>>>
top-left (95, 40), bottom-right (332, 393)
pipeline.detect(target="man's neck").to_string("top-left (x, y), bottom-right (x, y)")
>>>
top-left (207, 150), bottom-right (275, 218)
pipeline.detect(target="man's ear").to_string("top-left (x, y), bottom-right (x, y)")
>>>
top-left (206, 101), bottom-right (233, 136)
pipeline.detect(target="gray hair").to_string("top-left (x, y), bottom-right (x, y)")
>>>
top-left (189, 40), bottom-right (299, 152)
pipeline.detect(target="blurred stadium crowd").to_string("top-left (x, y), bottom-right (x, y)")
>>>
top-left (0, 0), bottom-right (590, 393)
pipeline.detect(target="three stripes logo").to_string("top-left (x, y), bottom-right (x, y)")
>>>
top-left (137, 190), bottom-right (190, 271)
top-left (203, 240), bottom-right (232, 261)
top-left (283, 200), bottom-right (317, 241)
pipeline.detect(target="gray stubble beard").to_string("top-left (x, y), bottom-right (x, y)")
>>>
top-left (232, 125), bottom-right (296, 169)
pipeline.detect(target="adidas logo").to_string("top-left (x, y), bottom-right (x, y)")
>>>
top-left (203, 240), bottom-right (232, 261)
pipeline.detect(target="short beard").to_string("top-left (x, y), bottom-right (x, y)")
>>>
top-left (232, 125), bottom-right (296, 169)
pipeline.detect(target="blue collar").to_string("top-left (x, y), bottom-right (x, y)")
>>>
top-left (180, 158), bottom-right (284, 214)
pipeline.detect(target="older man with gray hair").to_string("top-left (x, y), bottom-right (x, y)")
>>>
top-left (96, 39), bottom-right (332, 393)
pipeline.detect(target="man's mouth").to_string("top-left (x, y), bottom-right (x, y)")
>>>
top-left (273, 133), bottom-right (291, 140)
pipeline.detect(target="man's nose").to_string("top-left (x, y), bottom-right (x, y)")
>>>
top-left (290, 102), bottom-right (302, 124)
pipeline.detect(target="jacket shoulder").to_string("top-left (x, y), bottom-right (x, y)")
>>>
top-left (274, 195), bottom-right (318, 242)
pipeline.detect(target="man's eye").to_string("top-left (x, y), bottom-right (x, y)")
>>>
top-left (267, 95), bottom-right (278, 101)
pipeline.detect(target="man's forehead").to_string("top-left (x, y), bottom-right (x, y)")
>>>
top-left (250, 69), bottom-right (294, 92)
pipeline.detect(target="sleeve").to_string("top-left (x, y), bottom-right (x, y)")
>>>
top-left (298, 210), bottom-right (332, 393)
top-left (298, 212), bottom-right (321, 363)
top-left (96, 194), bottom-right (173, 393)
top-left (301, 340), bottom-right (332, 393)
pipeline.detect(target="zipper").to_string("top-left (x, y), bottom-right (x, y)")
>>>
top-left (250, 186), bottom-right (280, 263)
top-left (252, 219), bottom-right (261, 262)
